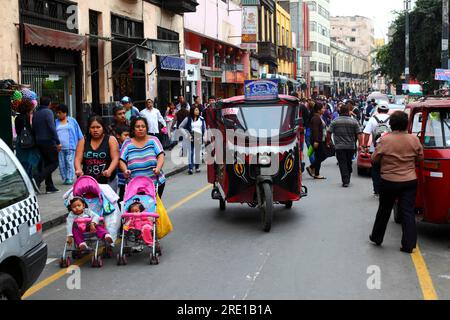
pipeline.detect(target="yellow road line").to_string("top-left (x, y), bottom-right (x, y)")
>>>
top-left (22, 254), bottom-right (91, 300)
top-left (411, 245), bottom-right (439, 300)
top-left (22, 184), bottom-right (212, 300)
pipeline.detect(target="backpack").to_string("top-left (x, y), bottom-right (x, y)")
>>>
top-left (19, 125), bottom-right (35, 149)
top-left (372, 115), bottom-right (391, 145)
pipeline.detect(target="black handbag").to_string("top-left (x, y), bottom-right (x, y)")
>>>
top-left (18, 125), bottom-right (35, 149)
top-left (323, 143), bottom-right (336, 158)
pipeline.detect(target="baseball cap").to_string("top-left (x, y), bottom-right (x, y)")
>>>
top-left (378, 103), bottom-right (389, 111)
top-left (121, 96), bottom-right (131, 103)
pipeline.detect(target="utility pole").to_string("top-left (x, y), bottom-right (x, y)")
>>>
top-left (404, 0), bottom-right (411, 88)
top-left (442, 0), bottom-right (449, 70)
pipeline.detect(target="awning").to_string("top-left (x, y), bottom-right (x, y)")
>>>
top-left (185, 49), bottom-right (203, 60)
top-left (160, 56), bottom-right (185, 71)
top-left (202, 70), bottom-right (222, 78)
top-left (145, 39), bottom-right (180, 56)
top-left (23, 23), bottom-right (87, 51)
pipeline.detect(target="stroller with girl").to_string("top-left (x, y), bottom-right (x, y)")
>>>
top-left (117, 176), bottom-right (162, 266)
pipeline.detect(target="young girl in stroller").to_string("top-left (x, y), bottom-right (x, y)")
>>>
top-left (59, 196), bottom-right (113, 268)
top-left (61, 176), bottom-right (121, 268)
top-left (118, 176), bottom-right (161, 265)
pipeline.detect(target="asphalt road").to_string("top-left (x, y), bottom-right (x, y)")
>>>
top-left (25, 159), bottom-right (450, 300)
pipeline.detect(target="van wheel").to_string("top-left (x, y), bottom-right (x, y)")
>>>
top-left (0, 273), bottom-right (20, 300)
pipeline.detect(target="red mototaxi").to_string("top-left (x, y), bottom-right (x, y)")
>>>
top-left (396, 98), bottom-right (450, 224)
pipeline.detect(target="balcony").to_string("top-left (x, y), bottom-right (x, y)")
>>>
top-left (258, 42), bottom-right (277, 64)
top-left (162, 0), bottom-right (199, 14)
top-left (278, 46), bottom-right (287, 60)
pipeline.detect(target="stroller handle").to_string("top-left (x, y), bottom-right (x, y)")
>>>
top-left (74, 217), bottom-right (104, 223)
top-left (122, 212), bottom-right (159, 219)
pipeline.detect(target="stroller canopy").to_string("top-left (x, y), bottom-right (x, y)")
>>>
top-left (73, 176), bottom-right (102, 200)
top-left (124, 176), bottom-right (156, 203)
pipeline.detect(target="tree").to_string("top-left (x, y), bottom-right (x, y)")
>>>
top-left (376, 0), bottom-right (442, 93)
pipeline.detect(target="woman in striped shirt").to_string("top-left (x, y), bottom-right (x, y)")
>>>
top-left (120, 117), bottom-right (166, 198)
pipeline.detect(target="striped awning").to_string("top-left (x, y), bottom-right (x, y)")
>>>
top-left (160, 56), bottom-right (185, 71)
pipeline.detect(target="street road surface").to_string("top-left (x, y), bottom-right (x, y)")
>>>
top-left (24, 159), bottom-right (450, 300)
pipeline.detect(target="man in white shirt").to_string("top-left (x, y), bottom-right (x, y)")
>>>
top-left (140, 99), bottom-right (167, 137)
top-left (362, 103), bottom-right (391, 197)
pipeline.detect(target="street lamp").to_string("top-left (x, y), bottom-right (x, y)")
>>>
top-left (442, 0), bottom-right (449, 69)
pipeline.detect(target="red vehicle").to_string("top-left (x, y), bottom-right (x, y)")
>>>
top-left (393, 98), bottom-right (450, 224)
top-left (205, 81), bottom-right (307, 232)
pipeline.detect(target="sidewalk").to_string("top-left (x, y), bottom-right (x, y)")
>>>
top-left (39, 147), bottom-right (188, 231)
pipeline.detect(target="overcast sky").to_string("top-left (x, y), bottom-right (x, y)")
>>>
top-left (330, 0), bottom-right (417, 40)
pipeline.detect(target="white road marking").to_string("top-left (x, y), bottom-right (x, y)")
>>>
top-left (438, 275), bottom-right (450, 280)
top-left (242, 252), bottom-right (271, 300)
top-left (46, 258), bottom-right (57, 265)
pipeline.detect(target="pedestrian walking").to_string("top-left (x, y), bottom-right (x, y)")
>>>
top-left (119, 117), bottom-right (166, 199)
top-left (174, 105), bottom-right (190, 157)
top-left (369, 111), bottom-right (424, 254)
top-left (15, 97), bottom-right (40, 179)
top-left (306, 102), bottom-right (327, 180)
top-left (304, 100), bottom-right (315, 164)
top-left (31, 96), bottom-right (61, 194)
top-left (121, 96), bottom-right (140, 122)
top-left (178, 106), bottom-right (206, 175)
top-left (74, 116), bottom-right (120, 191)
top-left (55, 104), bottom-right (83, 185)
top-left (139, 98), bottom-right (167, 141)
top-left (176, 95), bottom-right (190, 112)
top-left (362, 103), bottom-right (391, 197)
top-left (327, 104), bottom-right (363, 187)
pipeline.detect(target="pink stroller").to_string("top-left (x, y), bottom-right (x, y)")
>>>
top-left (118, 176), bottom-right (161, 265)
top-left (60, 176), bottom-right (118, 268)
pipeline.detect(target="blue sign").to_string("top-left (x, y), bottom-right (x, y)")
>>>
top-left (435, 68), bottom-right (450, 81)
top-left (244, 80), bottom-right (279, 100)
top-left (160, 56), bottom-right (185, 71)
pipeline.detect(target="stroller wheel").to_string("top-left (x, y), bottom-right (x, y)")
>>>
top-left (72, 250), bottom-right (81, 260)
top-left (149, 254), bottom-right (159, 265)
top-left (156, 242), bottom-right (162, 256)
top-left (59, 257), bottom-right (67, 268)
top-left (116, 254), bottom-right (127, 266)
top-left (91, 256), bottom-right (98, 268)
top-left (96, 256), bottom-right (103, 268)
top-left (116, 253), bottom-right (122, 266)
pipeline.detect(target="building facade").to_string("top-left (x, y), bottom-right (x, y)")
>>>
top-left (1, 0), bottom-right (197, 129)
top-left (306, 0), bottom-right (331, 96)
top-left (330, 39), bottom-right (369, 97)
top-left (184, 0), bottom-right (248, 102)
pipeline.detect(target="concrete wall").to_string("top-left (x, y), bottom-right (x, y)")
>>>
top-left (330, 16), bottom-right (375, 56)
top-left (0, 0), bottom-right (21, 82)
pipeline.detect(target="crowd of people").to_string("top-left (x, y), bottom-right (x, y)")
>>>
top-left (299, 93), bottom-right (423, 254)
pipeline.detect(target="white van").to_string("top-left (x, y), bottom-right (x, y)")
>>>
top-left (0, 138), bottom-right (47, 299)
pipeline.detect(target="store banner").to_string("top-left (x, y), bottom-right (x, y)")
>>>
top-left (160, 56), bottom-right (185, 71)
top-left (241, 6), bottom-right (258, 50)
top-left (186, 64), bottom-right (200, 81)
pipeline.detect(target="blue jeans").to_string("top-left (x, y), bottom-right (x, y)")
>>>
top-left (58, 149), bottom-right (75, 182)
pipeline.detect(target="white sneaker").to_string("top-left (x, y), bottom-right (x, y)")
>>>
top-left (104, 234), bottom-right (113, 245)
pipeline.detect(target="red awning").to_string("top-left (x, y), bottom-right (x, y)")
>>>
top-left (24, 23), bottom-right (87, 51)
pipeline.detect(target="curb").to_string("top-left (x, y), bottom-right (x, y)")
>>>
top-left (40, 165), bottom-right (189, 232)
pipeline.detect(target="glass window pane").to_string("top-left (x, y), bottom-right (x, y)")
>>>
top-left (424, 112), bottom-right (444, 148)
top-left (0, 150), bottom-right (29, 209)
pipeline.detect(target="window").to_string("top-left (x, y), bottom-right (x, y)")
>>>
top-left (411, 112), bottom-right (423, 134)
top-left (277, 24), bottom-right (281, 44)
top-left (0, 150), bottom-right (29, 210)
top-left (424, 110), bottom-right (450, 148)
top-left (350, 37), bottom-right (356, 42)
top-left (282, 27), bottom-right (285, 46)
top-left (310, 61), bottom-right (317, 71)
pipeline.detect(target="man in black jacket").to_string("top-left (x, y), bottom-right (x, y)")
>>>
top-left (32, 97), bottom-right (62, 193)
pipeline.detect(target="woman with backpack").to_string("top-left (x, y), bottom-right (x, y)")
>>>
top-left (178, 106), bottom-right (206, 175)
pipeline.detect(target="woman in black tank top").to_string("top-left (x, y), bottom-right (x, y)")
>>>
top-left (75, 116), bottom-right (120, 188)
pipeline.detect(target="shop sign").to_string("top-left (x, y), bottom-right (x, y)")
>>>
top-left (244, 80), bottom-right (279, 101)
top-left (241, 6), bottom-right (258, 50)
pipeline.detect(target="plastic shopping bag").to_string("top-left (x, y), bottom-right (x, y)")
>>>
top-left (307, 145), bottom-right (315, 158)
top-left (156, 195), bottom-right (173, 239)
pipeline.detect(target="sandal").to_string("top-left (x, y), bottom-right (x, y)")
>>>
top-left (306, 166), bottom-right (314, 178)
top-left (314, 176), bottom-right (327, 180)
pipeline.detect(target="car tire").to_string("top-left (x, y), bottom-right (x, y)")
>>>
top-left (0, 272), bottom-right (20, 300)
